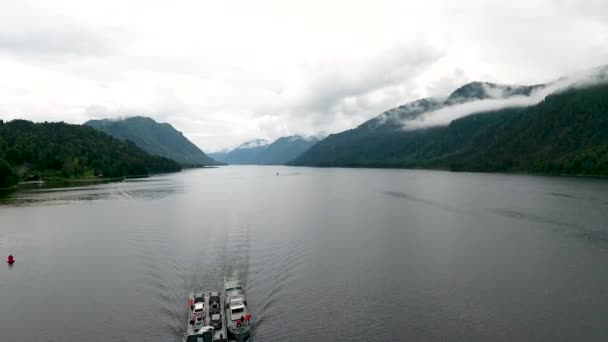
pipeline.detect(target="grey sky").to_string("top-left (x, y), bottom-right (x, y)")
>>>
top-left (0, 0), bottom-right (606, 151)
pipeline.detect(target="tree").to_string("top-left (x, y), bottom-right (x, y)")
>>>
top-left (0, 120), bottom-right (181, 183)
top-left (0, 158), bottom-right (16, 187)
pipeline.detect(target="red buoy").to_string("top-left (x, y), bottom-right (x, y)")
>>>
top-left (7, 254), bottom-right (14, 264)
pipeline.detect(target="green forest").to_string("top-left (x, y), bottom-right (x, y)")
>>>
top-left (292, 84), bottom-right (608, 176)
top-left (0, 120), bottom-right (181, 187)
top-left (85, 116), bottom-right (220, 166)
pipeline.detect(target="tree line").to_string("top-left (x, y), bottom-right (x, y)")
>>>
top-left (293, 84), bottom-right (608, 176)
top-left (0, 120), bottom-right (181, 187)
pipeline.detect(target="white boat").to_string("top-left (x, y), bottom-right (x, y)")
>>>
top-left (224, 279), bottom-right (251, 342)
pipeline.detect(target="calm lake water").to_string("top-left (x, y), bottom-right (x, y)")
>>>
top-left (1, 166), bottom-right (608, 341)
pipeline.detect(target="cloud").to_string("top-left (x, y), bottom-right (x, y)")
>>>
top-left (404, 66), bottom-right (608, 129)
top-left (0, 2), bottom-right (123, 62)
top-left (424, 68), bottom-right (470, 98)
top-left (284, 43), bottom-right (443, 113)
top-left (0, 0), bottom-right (607, 151)
top-left (553, 0), bottom-right (608, 23)
top-left (0, 27), bottom-right (118, 59)
top-left (256, 41), bottom-right (445, 136)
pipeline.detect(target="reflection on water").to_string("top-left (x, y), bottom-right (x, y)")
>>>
top-left (1, 167), bottom-right (608, 342)
top-left (0, 188), bottom-right (16, 199)
top-left (0, 177), bottom-right (183, 206)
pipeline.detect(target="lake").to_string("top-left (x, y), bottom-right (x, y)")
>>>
top-left (1, 166), bottom-right (608, 341)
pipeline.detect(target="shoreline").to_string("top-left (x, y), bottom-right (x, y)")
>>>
top-left (3, 166), bottom-right (607, 192)
top-left (0, 174), bottom-right (158, 194)
top-left (286, 164), bottom-right (608, 179)
top-left (33, 176), bottom-right (127, 184)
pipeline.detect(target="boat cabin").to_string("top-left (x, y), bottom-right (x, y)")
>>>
top-left (228, 297), bottom-right (247, 321)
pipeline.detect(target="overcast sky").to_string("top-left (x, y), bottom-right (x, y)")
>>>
top-left (0, 0), bottom-right (606, 151)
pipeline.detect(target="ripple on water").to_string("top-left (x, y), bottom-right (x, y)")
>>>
top-left (491, 208), bottom-right (608, 246)
top-left (250, 237), bottom-right (308, 340)
top-left (3, 169), bottom-right (608, 341)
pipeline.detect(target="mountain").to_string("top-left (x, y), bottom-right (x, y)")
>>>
top-left (292, 81), bottom-right (537, 167)
top-left (0, 120), bottom-right (181, 187)
top-left (207, 150), bottom-right (230, 163)
top-left (210, 136), bottom-right (321, 165)
top-left (210, 139), bottom-right (269, 165)
top-left (256, 136), bottom-right (321, 164)
top-left (292, 81), bottom-right (608, 176)
top-left (85, 116), bottom-right (220, 166)
top-left (443, 81), bottom-right (540, 105)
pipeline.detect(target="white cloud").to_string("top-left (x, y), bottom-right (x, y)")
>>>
top-left (0, 0), bottom-right (606, 151)
top-left (404, 67), bottom-right (608, 129)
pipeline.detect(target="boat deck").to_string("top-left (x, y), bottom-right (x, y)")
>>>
top-left (186, 290), bottom-right (227, 342)
top-left (205, 291), bottom-right (227, 341)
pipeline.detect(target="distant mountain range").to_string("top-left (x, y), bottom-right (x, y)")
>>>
top-left (292, 69), bottom-right (608, 176)
top-left (257, 135), bottom-right (321, 164)
top-left (208, 139), bottom-right (269, 165)
top-left (4, 67), bottom-right (605, 180)
top-left (85, 116), bottom-right (220, 166)
top-left (210, 136), bottom-right (320, 165)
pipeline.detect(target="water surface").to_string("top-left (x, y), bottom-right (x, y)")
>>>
top-left (1, 166), bottom-right (608, 341)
